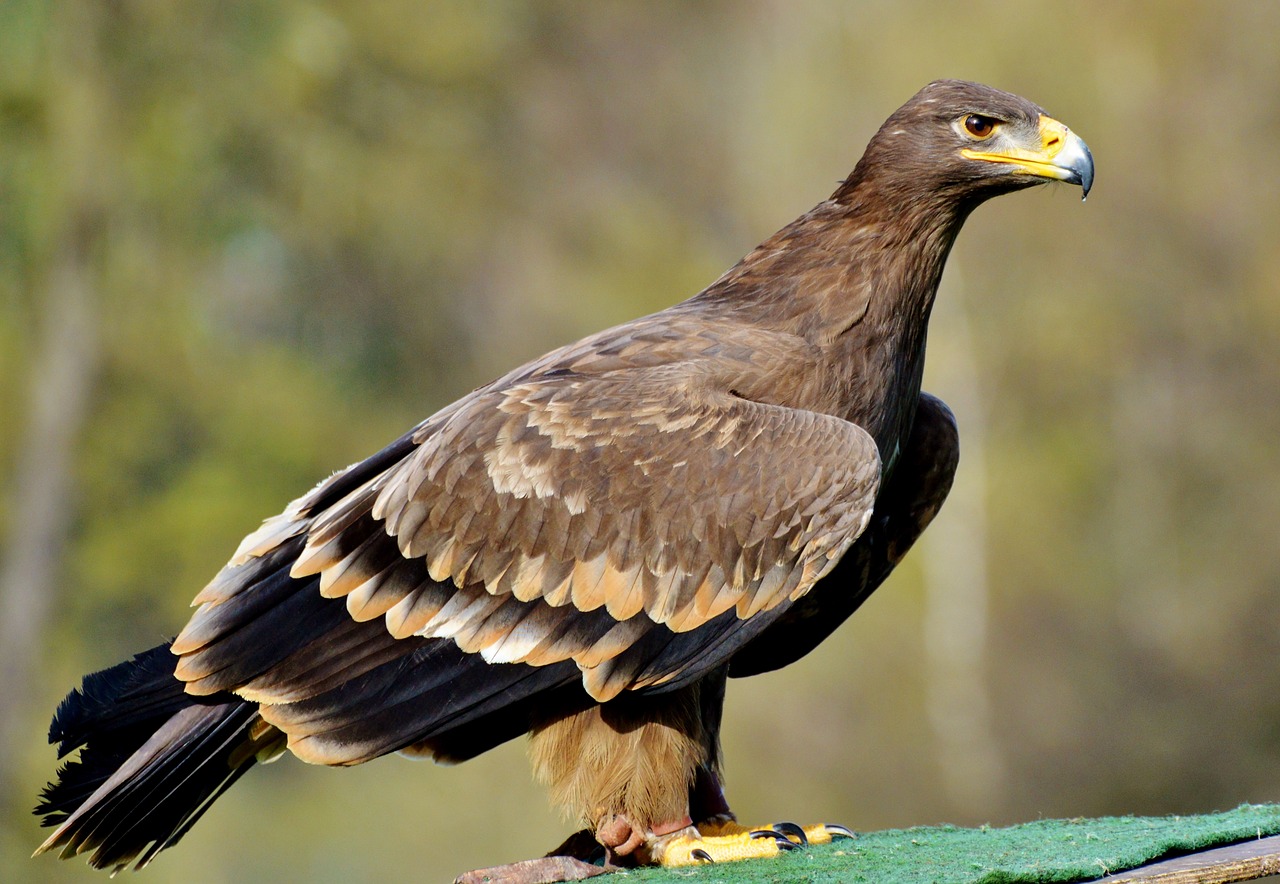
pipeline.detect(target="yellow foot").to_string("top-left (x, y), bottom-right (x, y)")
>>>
top-left (659, 820), bottom-right (855, 866)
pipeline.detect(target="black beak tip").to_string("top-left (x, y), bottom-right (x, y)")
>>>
top-left (1076, 141), bottom-right (1095, 200)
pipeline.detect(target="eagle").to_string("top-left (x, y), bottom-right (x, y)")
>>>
top-left (35, 80), bottom-right (1092, 875)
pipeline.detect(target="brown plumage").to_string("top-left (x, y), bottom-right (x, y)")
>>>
top-left (34, 80), bottom-right (1093, 873)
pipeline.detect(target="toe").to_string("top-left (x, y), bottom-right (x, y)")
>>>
top-left (656, 819), bottom-right (856, 867)
top-left (660, 831), bottom-right (785, 867)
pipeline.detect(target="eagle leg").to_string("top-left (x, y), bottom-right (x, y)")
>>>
top-left (689, 762), bottom-right (733, 822)
top-left (530, 676), bottom-right (726, 866)
top-left (532, 677), bottom-right (855, 869)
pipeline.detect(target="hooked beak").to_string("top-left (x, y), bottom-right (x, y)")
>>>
top-left (962, 114), bottom-right (1094, 199)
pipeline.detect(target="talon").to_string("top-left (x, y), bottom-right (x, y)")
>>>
top-left (824, 823), bottom-right (856, 840)
top-left (750, 829), bottom-right (799, 850)
top-left (772, 821), bottom-right (808, 846)
top-left (690, 848), bottom-right (714, 863)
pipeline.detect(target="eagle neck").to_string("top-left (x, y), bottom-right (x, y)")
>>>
top-left (697, 188), bottom-right (970, 455)
top-left (826, 187), bottom-right (970, 451)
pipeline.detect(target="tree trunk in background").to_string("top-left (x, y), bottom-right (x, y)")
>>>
top-left (922, 277), bottom-right (1008, 812)
top-left (0, 242), bottom-right (99, 798)
top-left (0, 2), bottom-right (106, 802)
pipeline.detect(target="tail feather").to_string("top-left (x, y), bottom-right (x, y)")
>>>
top-left (39, 644), bottom-right (191, 826)
top-left (34, 642), bottom-right (275, 872)
top-left (49, 643), bottom-right (191, 753)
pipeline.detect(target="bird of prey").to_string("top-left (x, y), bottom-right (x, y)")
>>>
top-left (35, 80), bottom-right (1092, 875)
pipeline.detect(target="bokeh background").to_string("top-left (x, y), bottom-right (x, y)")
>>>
top-left (3, 1), bottom-right (1278, 881)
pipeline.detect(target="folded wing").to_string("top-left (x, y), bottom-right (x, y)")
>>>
top-left (169, 361), bottom-right (881, 762)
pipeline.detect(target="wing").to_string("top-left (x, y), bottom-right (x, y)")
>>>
top-left (169, 360), bottom-right (880, 761)
top-left (729, 392), bottom-right (958, 676)
top-left (370, 362), bottom-right (877, 629)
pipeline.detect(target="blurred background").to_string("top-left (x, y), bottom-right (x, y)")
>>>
top-left (3, 1), bottom-right (1278, 881)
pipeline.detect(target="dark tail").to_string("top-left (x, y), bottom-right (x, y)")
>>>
top-left (34, 642), bottom-right (281, 873)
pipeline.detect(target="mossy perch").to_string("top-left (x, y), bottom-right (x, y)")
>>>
top-left (459, 805), bottom-right (1280, 884)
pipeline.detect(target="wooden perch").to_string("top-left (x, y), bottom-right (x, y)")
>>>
top-left (1097, 834), bottom-right (1280, 883)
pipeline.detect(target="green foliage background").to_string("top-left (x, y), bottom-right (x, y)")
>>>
top-left (2, 2), bottom-right (1278, 881)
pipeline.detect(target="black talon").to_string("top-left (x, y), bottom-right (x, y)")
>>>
top-left (772, 822), bottom-right (808, 846)
top-left (690, 848), bottom-right (714, 863)
top-left (750, 829), bottom-right (800, 850)
top-left (823, 823), bottom-right (857, 840)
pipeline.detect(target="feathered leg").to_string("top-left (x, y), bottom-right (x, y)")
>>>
top-left (529, 673), bottom-right (716, 864)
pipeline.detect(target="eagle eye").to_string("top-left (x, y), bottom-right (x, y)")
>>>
top-left (962, 114), bottom-right (998, 139)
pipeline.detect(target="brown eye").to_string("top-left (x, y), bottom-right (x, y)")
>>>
top-left (963, 114), bottom-right (997, 139)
